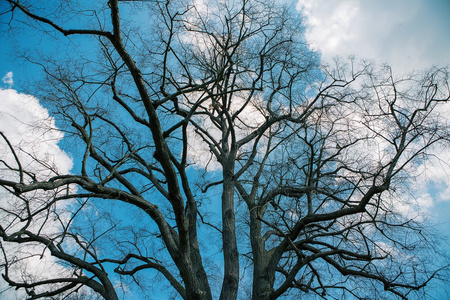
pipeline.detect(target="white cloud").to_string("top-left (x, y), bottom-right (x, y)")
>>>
top-left (0, 88), bottom-right (73, 179)
top-left (0, 87), bottom-right (74, 298)
top-left (297, 0), bottom-right (450, 74)
top-left (438, 186), bottom-right (450, 202)
top-left (297, 0), bottom-right (359, 54)
top-left (2, 72), bottom-right (13, 88)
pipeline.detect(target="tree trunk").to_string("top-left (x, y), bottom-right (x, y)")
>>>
top-left (250, 209), bottom-right (275, 300)
top-left (220, 157), bottom-right (239, 300)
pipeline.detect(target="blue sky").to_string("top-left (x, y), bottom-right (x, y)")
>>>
top-left (3, 0), bottom-right (449, 86)
top-left (1, 0), bottom-right (450, 298)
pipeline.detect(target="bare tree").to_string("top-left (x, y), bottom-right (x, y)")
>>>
top-left (0, 0), bottom-right (449, 299)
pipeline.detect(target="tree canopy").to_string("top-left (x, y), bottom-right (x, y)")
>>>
top-left (0, 0), bottom-right (449, 299)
